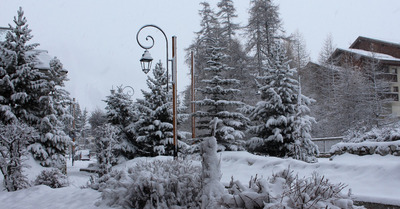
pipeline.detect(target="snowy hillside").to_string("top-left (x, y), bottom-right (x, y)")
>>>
top-left (0, 152), bottom-right (399, 208)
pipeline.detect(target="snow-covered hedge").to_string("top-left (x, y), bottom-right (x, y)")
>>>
top-left (34, 169), bottom-right (69, 188)
top-left (92, 159), bottom-right (202, 208)
top-left (221, 168), bottom-right (361, 209)
top-left (330, 141), bottom-right (400, 156)
top-left (335, 124), bottom-right (400, 156)
top-left (344, 124), bottom-right (400, 143)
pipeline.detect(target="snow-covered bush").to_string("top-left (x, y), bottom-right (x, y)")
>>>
top-left (344, 124), bottom-right (400, 143)
top-left (333, 124), bottom-right (400, 156)
top-left (221, 168), bottom-right (362, 209)
top-left (200, 137), bottom-right (225, 208)
top-left (34, 168), bottom-right (68, 188)
top-left (330, 141), bottom-right (400, 156)
top-left (94, 159), bottom-right (202, 208)
top-left (0, 122), bottom-right (34, 191)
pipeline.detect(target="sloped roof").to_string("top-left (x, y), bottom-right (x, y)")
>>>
top-left (26, 50), bottom-right (53, 70)
top-left (338, 48), bottom-right (400, 62)
top-left (350, 36), bottom-right (400, 49)
top-left (28, 50), bottom-right (68, 74)
top-left (331, 48), bottom-right (400, 65)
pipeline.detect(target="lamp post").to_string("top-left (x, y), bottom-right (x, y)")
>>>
top-left (136, 25), bottom-right (178, 159)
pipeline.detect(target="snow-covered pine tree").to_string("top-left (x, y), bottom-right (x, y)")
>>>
top-left (0, 8), bottom-right (71, 170)
top-left (0, 7), bottom-right (41, 125)
top-left (290, 78), bottom-right (319, 163)
top-left (134, 61), bottom-right (177, 156)
top-left (248, 42), bottom-right (302, 157)
top-left (29, 57), bottom-right (71, 171)
top-left (94, 123), bottom-right (118, 177)
top-left (0, 122), bottom-right (35, 191)
top-left (195, 42), bottom-right (248, 151)
top-left (104, 86), bottom-right (137, 159)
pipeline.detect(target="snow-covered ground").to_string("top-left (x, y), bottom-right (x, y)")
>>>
top-left (0, 152), bottom-right (399, 208)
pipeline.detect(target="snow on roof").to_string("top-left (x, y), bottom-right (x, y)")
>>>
top-left (337, 48), bottom-right (400, 62)
top-left (26, 50), bottom-right (53, 70)
top-left (0, 27), bottom-right (9, 42)
top-left (352, 36), bottom-right (400, 48)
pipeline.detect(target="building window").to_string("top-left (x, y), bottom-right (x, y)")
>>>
top-left (394, 94), bottom-right (399, 101)
top-left (394, 86), bottom-right (399, 92)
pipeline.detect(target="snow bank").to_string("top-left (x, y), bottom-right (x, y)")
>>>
top-left (0, 158), bottom-right (108, 209)
top-left (0, 152), bottom-right (399, 208)
top-left (220, 152), bottom-right (400, 205)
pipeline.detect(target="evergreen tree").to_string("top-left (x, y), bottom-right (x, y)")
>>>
top-left (0, 8), bottom-right (71, 170)
top-left (135, 62), bottom-right (176, 156)
top-left (189, 1), bottom-right (221, 100)
top-left (290, 78), bottom-right (318, 162)
top-left (183, 2), bottom-right (222, 136)
top-left (216, 0), bottom-right (255, 106)
top-left (104, 86), bottom-right (137, 159)
top-left (94, 123), bottom-right (118, 177)
top-left (195, 43), bottom-right (248, 151)
top-left (89, 108), bottom-right (107, 135)
top-left (29, 57), bottom-right (70, 170)
top-left (0, 7), bottom-right (41, 125)
top-left (248, 42), bottom-right (301, 157)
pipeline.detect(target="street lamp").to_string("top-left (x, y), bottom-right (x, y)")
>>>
top-left (136, 24), bottom-right (178, 158)
top-left (140, 50), bottom-right (153, 74)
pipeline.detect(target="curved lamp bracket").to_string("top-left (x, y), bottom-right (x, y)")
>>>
top-left (136, 24), bottom-right (170, 89)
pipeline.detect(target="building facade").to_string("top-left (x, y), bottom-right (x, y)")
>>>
top-left (330, 36), bottom-right (400, 117)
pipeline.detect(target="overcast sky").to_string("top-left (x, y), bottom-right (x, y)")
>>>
top-left (1, 0), bottom-right (400, 112)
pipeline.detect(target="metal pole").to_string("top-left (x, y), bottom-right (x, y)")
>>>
top-left (172, 36), bottom-right (178, 159)
top-left (72, 98), bottom-right (76, 166)
top-left (191, 51), bottom-right (196, 139)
